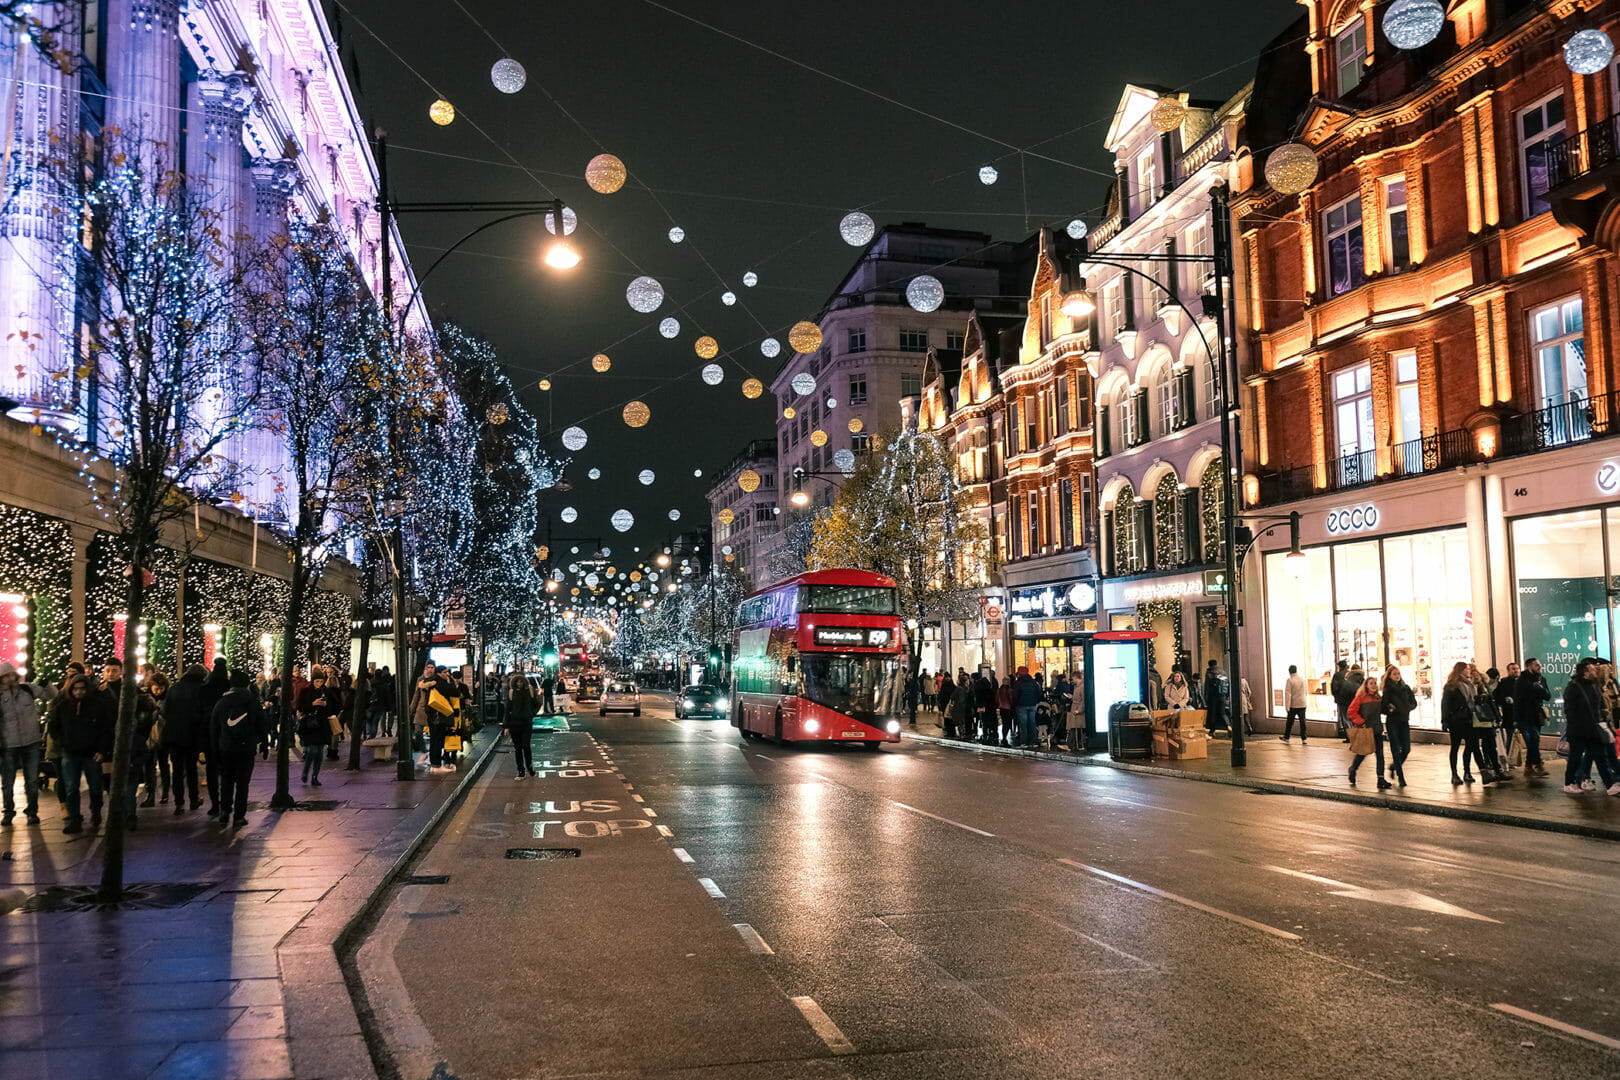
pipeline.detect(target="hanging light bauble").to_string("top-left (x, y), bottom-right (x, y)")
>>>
top-left (782, 406), bottom-right (795, 419)
top-left (701, 363), bottom-right (724, 385)
top-left (586, 153), bottom-right (627, 193)
top-left (695, 336), bottom-right (719, 359)
top-left (622, 401), bottom-right (651, 428)
top-left (738, 469), bottom-right (761, 493)
top-left (760, 338), bottom-right (781, 358)
top-left (825, 397), bottom-right (838, 409)
top-left (1150, 95), bottom-right (1187, 132)
top-left (560, 506), bottom-right (579, 524)
top-left (639, 469), bottom-right (655, 485)
top-left (833, 448), bottom-right (856, 472)
top-left (810, 429), bottom-right (828, 447)
top-left (626, 276), bottom-right (664, 314)
top-left (562, 426), bottom-right (588, 451)
top-left (907, 275), bottom-right (945, 313)
top-left (611, 510), bottom-right (634, 532)
top-left (1382, 0), bottom-right (1445, 50)
top-left (1066, 219), bottom-right (1088, 240)
top-left (592, 353), bottom-right (611, 372)
top-left (668, 509), bottom-right (680, 521)
top-left (839, 212), bottom-right (876, 246)
top-left (631, 570), bottom-right (643, 582)
top-left (1566, 29), bottom-right (1615, 75)
top-left (539, 378), bottom-right (552, 391)
top-left (791, 372), bottom-right (816, 396)
top-left (788, 321), bottom-right (822, 354)
top-left (721, 291), bottom-right (737, 306)
top-left (588, 467), bottom-right (601, 480)
top-left (659, 317), bottom-right (680, 339)
top-left (491, 58), bottom-right (527, 93)
top-left (743, 271), bottom-right (759, 287)
top-left (742, 378), bottom-right (764, 399)
top-left (848, 417), bottom-right (864, 434)
top-left (1265, 142), bottom-right (1320, 195)
top-left (429, 99), bottom-right (455, 125)
top-left (718, 509), bottom-right (734, 525)
top-left (978, 164), bottom-right (999, 185)
top-left (668, 226), bottom-right (685, 243)
top-left (485, 402), bottom-right (509, 425)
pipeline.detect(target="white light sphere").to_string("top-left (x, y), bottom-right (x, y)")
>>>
top-left (761, 337), bottom-right (781, 358)
top-left (721, 545), bottom-right (732, 556)
top-left (825, 397), bottom-right (838, 409)
top-left (611, 510), bottom-right (634, 532)
top-left (562, 426), bottom-right (588, 451)
top-left (1566, 29), bottom-right (1615, 75)
top-left (659, 317), bottom-right (680, 339)
top-left (743, 271), bottom-right (758, 287)
top-left (693, 468), bottom-right (703, 477)
top-left (1066, 218), bottom-right (1088, 240)
top-left (668, 226), bottom-right (685, 243)
top-left (626, 276), bottom-right (664, 313)
top-left (668, 509), bottom-right (681, 521)
top-left (491, 58), bottom-right (527, 93)
top-left (585, 573), bottom-right (599, 588)
top-left (839, 212), bottom-right (876, 246)
top-left (544, 207), bottom-right (578, 236)
top-left (833, 448), bottom-right (855, 472)
top-left (721, 290), bottom-right (737, 306)
top-left (701, 363), bottom-right (724, 385)
top-left (560, 506), bottom-right (579, 524)
top-left (907, 275), bottom-right (945, 313)
top-left (1382, 0), bottom-right (1445, 50)
top-left (639, 469), bottom-right (655, 485)
top-left (588, 467), bottom-right (601, 480)
top-left (792, 372), bottom-right (816, 395)
top-left (979, 164), bottom-right (998, 185)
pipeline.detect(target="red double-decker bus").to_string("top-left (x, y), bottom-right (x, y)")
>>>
top-left (731, 569), bottom-right (906, 747)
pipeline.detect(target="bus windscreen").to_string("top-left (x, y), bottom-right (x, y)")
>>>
top-left (801, 584), bottom-right (897, 615)
top-left (799, 654), bottom-right (904, 721)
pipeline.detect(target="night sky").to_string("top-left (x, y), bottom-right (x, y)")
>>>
top-left (327, 0), bottom-right (1300, 555)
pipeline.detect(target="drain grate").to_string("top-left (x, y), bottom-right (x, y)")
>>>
top-left (17, 882), bottom-right (217, 913)
top-left (404, 874), bottom-right (451, 885)
top-left (504, 848), bottom-right (580, 861)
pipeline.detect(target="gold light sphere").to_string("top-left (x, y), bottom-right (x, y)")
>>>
top-left (586, 153), bottom-right (627, 194)
top-left (623, 400), bottom-right (651, 428)
top-left (788, 321), bottom-right (823, 354)
top-left (428, 99), bottom-right (455, 126)
top-left (810, 429), bottom-right (828, 447)
top-left (718, 508), bottom-right (735, 525)
top-left (848, 417), bottom-right (864, 434)
top-left (1150, 95), bottom-right (1187, 133)
top-left (592, 353), bottom-right (611, 372)
top-left (726, 553), bottom-right (735, 563)
top-left (695, 335), bottom-right (719, 360)
top-left (782, 406), bottom-right (796, 419)
top-left (571, 587), bottom-right (580, 596)
top-left (630, 570), bottom-right (642, 582)
top-left (1265, 142), bottom-right (1320, 195)
top-left (537, 545), bottom-right (550, 560)
top-left (538, 378), bottom-right (552, 391)
top-left (742, 378), bottom-right (764, 399)
top-left (738, 469), bottom-right (761, 493)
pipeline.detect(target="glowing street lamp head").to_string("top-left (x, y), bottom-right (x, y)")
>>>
top-left (1060, 290), bottom-right (1096, 319)
top-left (790, 490), bottom-right (810, 508)
top-left (544, 239), bottom-right (582, 270)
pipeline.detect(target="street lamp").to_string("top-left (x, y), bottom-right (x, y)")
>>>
top-left (543, 238), bottom-right (581, 270)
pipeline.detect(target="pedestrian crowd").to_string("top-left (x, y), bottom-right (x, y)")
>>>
top-left (907, 666), bottom-right (1081, 749)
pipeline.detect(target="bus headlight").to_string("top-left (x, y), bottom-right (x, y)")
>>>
top-left (717, 699), bottom-right (729, 711)
top-left (804, 718), bottom-right (820, 734)
top-left (885, 720), bottom-right (901, 733)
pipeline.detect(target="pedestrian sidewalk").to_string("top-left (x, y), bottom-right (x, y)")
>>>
top-left (905, 712), bottom-right (1620, 840)
top-left (0, 724), bottom-right (506, 1079)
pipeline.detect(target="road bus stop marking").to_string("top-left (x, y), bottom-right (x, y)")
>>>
top-left (791, 996), bottom-right (855, 1055)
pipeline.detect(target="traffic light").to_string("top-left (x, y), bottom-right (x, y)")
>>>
top-left (541, 644), bottom-right (558, 670)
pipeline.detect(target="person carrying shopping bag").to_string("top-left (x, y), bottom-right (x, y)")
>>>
top-left (1347, 674), bottom-right (1390, 790)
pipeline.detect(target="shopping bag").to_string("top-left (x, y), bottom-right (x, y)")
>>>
top-left (328, 715), bottom-right (344, 737)
top-left (443, 734), bottom-right (463, 752)
top-left (1347, 726), bottom-right (1376, 756)
top-left (428, 689), bottom-right (454, 716)
top-left (1556, 732), bottom-right (1570, 759)
top-left (1507, 730), bottom-right (1526, 767)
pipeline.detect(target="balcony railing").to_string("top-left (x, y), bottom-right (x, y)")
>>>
top-left (1251, 390), bottom-right (1620, 506)
top-left (1546, 114), bottom-right (1620, 189)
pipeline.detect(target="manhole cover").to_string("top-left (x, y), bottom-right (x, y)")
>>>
top-left (505, 848), bottom-right (581, 861)
top-left (404, 874), bottom-right (451, 885)
top-left (17, 882), bottom-right (217, 913)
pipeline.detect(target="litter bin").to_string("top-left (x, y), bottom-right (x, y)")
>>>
top-left (1108, 701), bottom-right (1154, 760)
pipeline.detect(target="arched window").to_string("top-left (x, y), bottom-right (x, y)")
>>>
top-left (1113, 483), bottom-right (1149, 573)
top-left (1200, 457), bottom-right (1225, 562)
top-left (1153, 474), bottom-right (1182, 566)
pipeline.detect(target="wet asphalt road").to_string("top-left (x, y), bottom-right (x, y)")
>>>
top-left (360, 691), bottom-right (1620, 1079)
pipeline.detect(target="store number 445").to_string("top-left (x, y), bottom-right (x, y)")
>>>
top-left (1513, 487), bottom-right (1528, 497)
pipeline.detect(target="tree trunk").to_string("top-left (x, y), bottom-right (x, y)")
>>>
top-left (347, 612), bottom-right (373, 770)
top-left (272, 551), bottom-right (308, 810)
top-left (99, 537), bottom-right (149, 901)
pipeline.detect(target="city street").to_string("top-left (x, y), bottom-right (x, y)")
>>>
top-left (359, 691), bottom-right (1620, 1079)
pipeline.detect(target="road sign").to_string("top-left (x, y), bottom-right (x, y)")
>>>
top-left (1203, 570), bottom-right (1228, 596)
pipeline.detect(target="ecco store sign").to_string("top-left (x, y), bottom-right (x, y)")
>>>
top-left (1326, 503), bottom-right (1380, 536)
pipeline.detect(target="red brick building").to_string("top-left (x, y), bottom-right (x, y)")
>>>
top-left (1235, 0), bottom-right (1620, 736)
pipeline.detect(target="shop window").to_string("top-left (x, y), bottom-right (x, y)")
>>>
top-left (1264, 546), bottom-right (1336, 722)
top-left (1520, 93), bottom-right (1566, 217)
top-left (1382, 177), bottom-right (1410, 269)
top-left (1513, 509), bottom-right (1611, 732)
top-left (1153, 474), bottom-right (1181, 567)
top-left (1323, 194), bottom-right (1365, 296)
top-left (1383, 531), bottom-right (1473, 729)
top-left (1333, 361), bottom-right (1375, 486)
top-left (1199, 458), bottom-right (1224, 562)
top-left (1530, 296), bottom-right (1587, 444)
top-left (1114, 485), bottom-right (1145, 573)
top-left (1335, 18), bottom-right (1367, 96)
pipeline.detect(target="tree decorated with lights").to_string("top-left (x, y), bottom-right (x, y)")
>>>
top-left (809, 428), bottom-right (991, 672)
top-left (247, 221), bottom-right (384, 804)
top-left (47, 139), bottom-right (260, 898)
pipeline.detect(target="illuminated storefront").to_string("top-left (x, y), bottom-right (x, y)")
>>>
top-left (1008, 579), bottom-right (1097, 680)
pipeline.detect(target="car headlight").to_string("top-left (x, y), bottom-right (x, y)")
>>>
top-left (717, 699), bottom-right (729, 711)
top-left (804, 718), bottom-right (820, 734)
top-left (682, 699), bottom-right (694, 709)
top-left (885, 720), bottom-right (901, 733)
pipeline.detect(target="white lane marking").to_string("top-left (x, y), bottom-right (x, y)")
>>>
top-left (1491, 1004), bottom-right (1620, 1051)
top-left (698, 877), bottom-right (726, 898)
top-left (1263, 865), bottom-right (1501, 923)
top-left (656, 825), bottom-right (674, 838)
top-left (624, 784), bottom-right (633, 791)
top-left (643, 807), bottom-right (658, 818)
top-left (791, 996), bottom-right (855, 1055)
top-left (753, 753), bottom-right (775, 760)
top-left (631, 794), bottom-right (645, 803)
top-left (733, 923), bottom-right (774, 954)
top-left (891, 801), bottom-right (994, 837)
top-left (672, 847), bottom-right (695, 864)
top-left (1058, 859), bottom-right (1302, 941)
top-left (808, 771), bottom-right (835, 783)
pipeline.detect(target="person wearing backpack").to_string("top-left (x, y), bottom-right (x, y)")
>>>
top-left (212, 671), bottom-right (267, 828)
top-left (507, 673), bottom-right (539, 779)
top-left (295, 668), bottom-right (339, 787)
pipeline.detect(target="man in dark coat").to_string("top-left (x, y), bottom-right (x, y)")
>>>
top-left (213, 670), bottom-right (267, 828)
top-left (49, 674), bottom-right (112, 833)
top-left (1013, 667), bottom-right (1042, 747)
top-left (163, 666), bottom-right (209, 813)
top-left (1564, 659), bottom-right (1619, 793)
top-left (1203, 661), bottom-right (1229, 734)
top-left (1514, 657), bottom-right (1551, 777)
top-left (199, 658), bottom-right (230, 814)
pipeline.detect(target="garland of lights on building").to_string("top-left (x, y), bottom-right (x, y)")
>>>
top-left (0, 503), bottom-right (74, 682)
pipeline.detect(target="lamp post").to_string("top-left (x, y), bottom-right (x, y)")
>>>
top-left (789, 467), bottom-right (847, 507)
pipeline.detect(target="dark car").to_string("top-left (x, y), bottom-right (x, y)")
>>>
top-left (675, 684), bottom-right (728, 719)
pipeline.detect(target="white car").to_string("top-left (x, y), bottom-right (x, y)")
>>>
top-left (599, 681), bottom-right (641, 717)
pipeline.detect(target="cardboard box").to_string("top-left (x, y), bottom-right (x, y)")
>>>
top-left (1151, 710), bottom-right (1181, 730)
top-left (1169, 727), bottom-right (1208, 760)
top-left (1152, 731), bottom-right (1170, 758)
